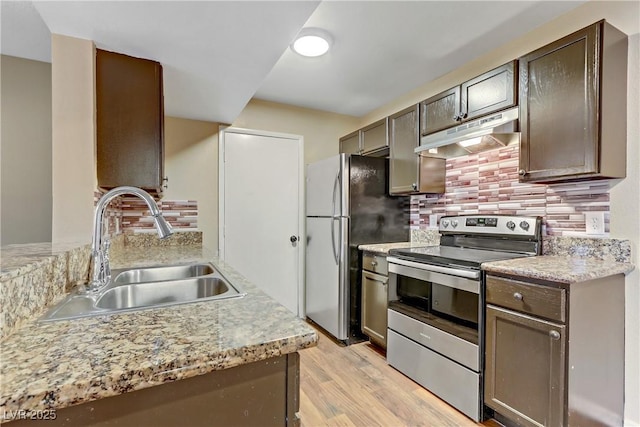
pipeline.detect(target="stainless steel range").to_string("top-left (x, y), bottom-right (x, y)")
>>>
top-left (386, 214), bottom-right (542, 421)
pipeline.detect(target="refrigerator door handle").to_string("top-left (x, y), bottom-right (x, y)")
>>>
top-left (331, 216), bottom-right (339, 264)
top-left (331, 171), bottom-right (340, 217)
top-left (337, 218), bottom-right (344, 266)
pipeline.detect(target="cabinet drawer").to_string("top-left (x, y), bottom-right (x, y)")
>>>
top-left (486, 276), bottom-right (566, 323)
top-left (362, 252), bottom-right (387, 275)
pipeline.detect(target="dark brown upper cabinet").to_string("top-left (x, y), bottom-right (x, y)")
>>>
top-left (420, 61), bottom-right (517, 136)
top-left (339, 118), bottom-right (389, 157)
top-left (389, 104), bottom-right (445, 195)
top-left (96, 49), bottom-right (165, 195)
top-left (419, 86), bottom-right (460, 136)
top-left (361, 118), bottom-right (389, 155)
top-left (518, 20), bottom-right (627, 183)
top-left (339, 130), bottom-right (360, 155)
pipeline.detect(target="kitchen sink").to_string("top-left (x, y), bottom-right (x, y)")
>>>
top-left (39, 263), bottom-right (245, 323)
top-left (96, 277), bottom-right (232, 310)
top-left (112, 263), bottom-right (216, 284)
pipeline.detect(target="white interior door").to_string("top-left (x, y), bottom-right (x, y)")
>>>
top-left (219, 128), bottom-right (304, 316)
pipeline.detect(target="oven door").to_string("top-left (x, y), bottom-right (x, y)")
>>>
top-left (387, 256), bottom-right (480, 328)
top-left (386, 256), bottom-right (483, 421)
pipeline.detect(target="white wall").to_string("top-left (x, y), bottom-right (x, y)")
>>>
top-left (610, 32), bottom-right (640, 426)
top-left (51, 34), bottom-right (96, 244)
top-left (0, 55), bottom-right (52, 245)
top-left (232, 98), bottom-right (360, 165)
top-left (163, 117), bottom-right (219, 250)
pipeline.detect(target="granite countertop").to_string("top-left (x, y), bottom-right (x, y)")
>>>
top-left (358, 241), bottom-right (429, 255)
top-left (482, 255), bottom-right (635, 284)
top-left (0, 244), bottom-right (318, 419)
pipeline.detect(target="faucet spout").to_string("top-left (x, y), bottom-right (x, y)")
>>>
top-left (88, 186), bottom-right (173, 292)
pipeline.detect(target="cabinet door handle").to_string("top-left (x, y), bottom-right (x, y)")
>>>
top-left (513, 292), bottom-right (524, 301)
top-left (549, 330), bottom-right (561, 340)
top-left (518, 169), bottom-right (527, 176)
top-left (371, 261), bottom-right (377, 266)
top-left (412, 183), bottom-right (418, 191)
top-left (459, 112), bottom-right (467, 120)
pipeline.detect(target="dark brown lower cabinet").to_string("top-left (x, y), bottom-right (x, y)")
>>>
top-left (485, 305), bottom-right (566, 427)
top-left (485, 274), bottom-right (625, 427)
top-left (8, 353), bottom-right (300, 427)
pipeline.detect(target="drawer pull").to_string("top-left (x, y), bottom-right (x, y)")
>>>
top-left (419, 332), bottom-right (431, 340)
top-left (513, 292), bottom-right (524, 301)
top-left (371, 261), bottom-right (378, 266)
top-left (549, 330), bottom-right (561, 340)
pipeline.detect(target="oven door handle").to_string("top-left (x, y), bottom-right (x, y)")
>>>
top-left (387, 257), bottom-right (480, 280)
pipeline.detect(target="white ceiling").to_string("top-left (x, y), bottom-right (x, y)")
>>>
top-left (1, 1), bottom-right (585, 123)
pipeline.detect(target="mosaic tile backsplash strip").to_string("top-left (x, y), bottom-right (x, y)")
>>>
top-left (121, 197), bottom-right (198, 232)
top-left (410, 145), bottom-right (611, 236)
top-left (94, 190), bottom-right (198, 234)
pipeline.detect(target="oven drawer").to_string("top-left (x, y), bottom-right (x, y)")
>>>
top-left (486, 275), bottom-right (566, 323)
top-left (388, 309), bottom-right (479, 371)
top-left (363, 252), bottom-right (388, 275)
top-left (387, 329), bottom-right (480, 421)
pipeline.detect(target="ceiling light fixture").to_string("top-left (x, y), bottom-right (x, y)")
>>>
top-left (291, 28), bottom-right (332, 57)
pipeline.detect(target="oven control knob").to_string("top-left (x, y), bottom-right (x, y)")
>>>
top-left (519, 221), bottom-right (530, 231)
top-left (441, 219), bottom-right (450, 228)
top-left (506, 221), bottom-right (516, 231)
top-left (451, 220), bottom-right (458, 228)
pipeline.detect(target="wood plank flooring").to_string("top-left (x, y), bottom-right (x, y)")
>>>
top-left (299, 326), bottom-right (492, 427)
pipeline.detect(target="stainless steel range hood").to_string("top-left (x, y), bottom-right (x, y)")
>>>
top-left (415, 107), bottom-right (519, 158)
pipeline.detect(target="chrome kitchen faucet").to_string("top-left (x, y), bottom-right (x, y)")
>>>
top-left (88, 186), bottom-right (173, 292)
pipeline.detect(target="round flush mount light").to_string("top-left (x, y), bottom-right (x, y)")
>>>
top-left (291, 28), bottom-right (332, 57)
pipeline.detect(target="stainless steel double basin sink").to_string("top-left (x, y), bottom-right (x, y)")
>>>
top-left (40, 263), bottom-right (245, 322)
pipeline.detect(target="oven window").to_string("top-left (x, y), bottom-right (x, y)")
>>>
top-left (396, 275), bottom-right (430, 312)
top-left (431, 283), bottom-right (478, 328)
top-left (394, 274), bottom-right (479, 329)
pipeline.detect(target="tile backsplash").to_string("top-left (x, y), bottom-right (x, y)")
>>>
top-left (121, 197), bottom-right (198, 232)
top-left (410, 145), bottom-right (610, 236)
top-left (94, 190), bottom-right (198, 234)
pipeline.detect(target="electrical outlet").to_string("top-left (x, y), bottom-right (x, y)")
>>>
top-left (585, 212), bottom-right (605, 235)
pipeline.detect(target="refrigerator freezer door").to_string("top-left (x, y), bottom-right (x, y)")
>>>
top-left (305, 216), bottom-right (349, 341)
top-left (306, 154), bottom-right (348, 217)
top-left (349, 156), bottom-right (410, 245)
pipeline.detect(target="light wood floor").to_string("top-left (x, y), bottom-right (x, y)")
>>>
top-left (299, 326), bottom-right (493, 427)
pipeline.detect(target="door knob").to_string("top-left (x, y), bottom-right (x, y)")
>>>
top-left (290, 235), bottom-right (298, 243)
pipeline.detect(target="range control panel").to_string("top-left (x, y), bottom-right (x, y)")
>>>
top-left (438, 215), bottom-right (540, 237)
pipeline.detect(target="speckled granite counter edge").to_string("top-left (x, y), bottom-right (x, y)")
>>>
top-left (483, 255), bottom-right (635, 284)
top-left (358, 242), bottom-right (414, 255)
top-left (542, 235), bottom-right (632, 263)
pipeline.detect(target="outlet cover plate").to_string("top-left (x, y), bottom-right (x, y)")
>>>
top-left (585, 212), bottom-right (605, 236)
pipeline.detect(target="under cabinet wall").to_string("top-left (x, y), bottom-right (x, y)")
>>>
top-left (0, 55), bottom-right (52, 245)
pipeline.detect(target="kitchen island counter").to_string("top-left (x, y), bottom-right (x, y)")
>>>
top-left (0, 243), bottom-right (317, 420)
